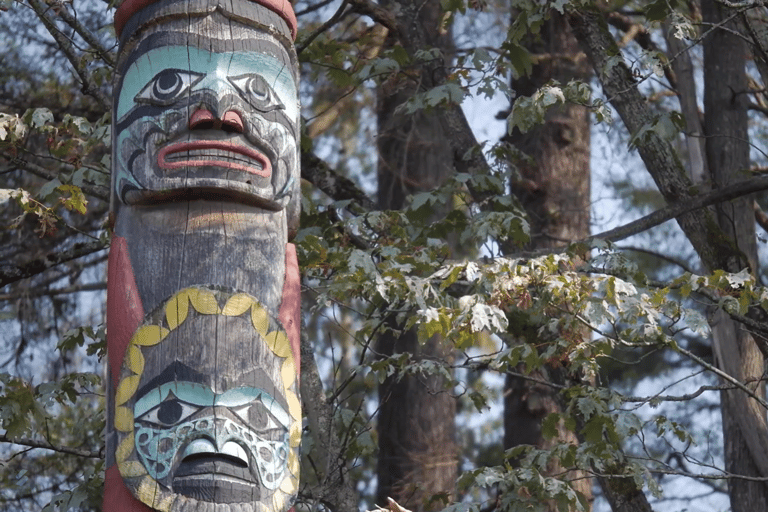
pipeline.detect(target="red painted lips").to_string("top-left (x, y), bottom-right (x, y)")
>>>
top-left (157, 140), bottom-right (272, 177)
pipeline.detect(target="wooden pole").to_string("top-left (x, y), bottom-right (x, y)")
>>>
top-left (105, 1), bottom-right (301, 510)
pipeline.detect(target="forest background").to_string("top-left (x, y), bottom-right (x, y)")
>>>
top-left (2, 0), bottom-right (768, 511)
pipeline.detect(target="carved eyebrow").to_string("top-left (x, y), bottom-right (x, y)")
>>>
top-left (218, 388), bottom-right (290, 427)
top-left (135, 361), bottom-right (208, 400)
top-left (134, 381), bottom-right (215, 418)
top-left (133, 382), bottom-right (289, 427)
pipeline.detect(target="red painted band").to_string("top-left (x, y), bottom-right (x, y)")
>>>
top-left (279, 243), bottom-right (301, 377)
top-left (107, 236), bottom-right (144, 389)
top-left (114, 0), bottom-right (298, 40)
top-left (157, 140), bottom-right (272, 177)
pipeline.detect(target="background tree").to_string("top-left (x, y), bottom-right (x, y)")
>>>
top-left (502, 8), bottom-right (592, 510)
top-left (702, 0), bottom-right (766, 508)
top-left (375, 0), bottom-right (458, 509)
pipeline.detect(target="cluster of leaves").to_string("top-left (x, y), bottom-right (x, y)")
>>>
top-left (0, 0), bottom-right (111, 504)
top-left (297, 136), bottom-right (758, 508)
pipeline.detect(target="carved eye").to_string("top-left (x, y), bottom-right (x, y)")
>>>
top-left (137, 398), bottom-right (201, 427)
top-left (231, 400), bottom-right (287, 436)
top-left (135, 69), bottom-right (205, 106)
top-left (228, 74), bottom-right (284, 112)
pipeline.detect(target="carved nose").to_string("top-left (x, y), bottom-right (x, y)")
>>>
top-left (189, 109), bottom-right (244, 133)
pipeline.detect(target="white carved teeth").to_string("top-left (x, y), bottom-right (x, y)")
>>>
top-left (181, 439), bottom-right (249, 465)
top-left (166, 149), bottom-right (264, 170)
top-left (222, 441), bottom-right (249, 464)
top-left (182, 438), bottom-right (217, 458)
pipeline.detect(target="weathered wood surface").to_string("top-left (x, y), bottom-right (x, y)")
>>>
top-left (105, 1), bottom-right (301, 510)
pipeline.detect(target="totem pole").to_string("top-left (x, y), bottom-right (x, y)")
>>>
top-left (105, 0), bottom-right (301, 510)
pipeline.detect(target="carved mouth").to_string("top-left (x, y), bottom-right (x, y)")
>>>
top-left (157, 141), bottom-right (272, 177)
top-left (173, 456), bottom-right (260, 503)
top-left (173, 439), bottom-right (259, 503)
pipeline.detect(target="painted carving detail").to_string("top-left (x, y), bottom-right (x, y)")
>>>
top-left (107, 1), bottom-right (301, 510)
top-left (113, 288), bottom-right (300, 512)
top-left (114, 42), bottom-right (299, 216)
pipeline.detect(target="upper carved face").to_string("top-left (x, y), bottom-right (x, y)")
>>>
top-left (113, 28), bottom-right (299, 216)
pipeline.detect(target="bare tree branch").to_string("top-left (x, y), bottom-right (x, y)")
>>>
top-left (0, 239), bottom-right (108, 288)
top-left (7, 155), bottom-right (109, 201)
top-left (26, 0), bottom-right (110, 111)
top-left (587, 173), bottom-right (768, 245)
top-left (0, 282), bottom-right (106, 301)
top-left (0, 434), bottom-right (101, 459)
top-left (297, 0), bottom-right (350, 54)
top-left (345, 0), bottom-right (399, 37)
top-left (55, 4), bottom-right (115, 68)
top-left (301, 148), bottom-right (376, 211)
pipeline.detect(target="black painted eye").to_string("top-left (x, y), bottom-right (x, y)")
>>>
top-left (228, 74), bottom-right (284, 112)
top-left (137, 398), bottom-right (201, 427)
top-left (135, 69), bottom-right (205, 106)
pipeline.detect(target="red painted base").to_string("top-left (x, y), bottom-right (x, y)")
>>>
top-left (104, 465), bottom-right (154, 512)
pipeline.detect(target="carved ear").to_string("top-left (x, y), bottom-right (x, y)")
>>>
top-left (279, 243), bottom-right (301, 377)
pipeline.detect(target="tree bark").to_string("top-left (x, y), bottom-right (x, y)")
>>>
top-left (375, 1), bottom-right (457, 509)
top-left (503, 11), bottom-right (593, 511)
top-left (596, 475), bottom-right (655, 512)
top-left (703, 0), bottom-right (768, 508)
top-left (300, 330), bottom-right (359, 512)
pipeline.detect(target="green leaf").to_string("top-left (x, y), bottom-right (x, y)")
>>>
top-left (469, 391), bottom-right (488, 412)
top-left (23, 107), bottom-right (53, 128)
top-left (541, 413), bottom-right (560, 440)
top-left (37, 178), bottom-right (61, 201)
top-left (506, 42), bottom-right (533, 77)
top-left (58, 184), bottom-right (88, 214)
top-left (645, 0), bottom-right (679, 22)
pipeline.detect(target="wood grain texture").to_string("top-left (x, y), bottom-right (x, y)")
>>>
top-left (106, 1), bottom-right (300, 510)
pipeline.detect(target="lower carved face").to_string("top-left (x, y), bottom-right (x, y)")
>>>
top-left (133, 369), bottom-right (290, 501)
top-left (113, 27), bottom-right (299, 213)
top-left (114, 288), bottom-right (300, 512)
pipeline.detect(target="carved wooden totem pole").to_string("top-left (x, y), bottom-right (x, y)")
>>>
top-left (105, 0), bottom-right (301, 510)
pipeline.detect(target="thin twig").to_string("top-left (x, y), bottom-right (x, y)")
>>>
top-left (674, 343), bottom-right (768, 411)
top-left (55, 4), bottom-right (115, 67)
top-left (26, 0), bottom-right (110, 110)
top-left (0, 434), bottom-right (101, 459)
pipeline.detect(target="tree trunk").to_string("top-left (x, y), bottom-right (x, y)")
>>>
top-left (702, 0), bottom-right (768, 508)
top-left (568, 5), bottom-right (768, 511)
top-left (503, 11), bottom-right (592, 511)
top-left (375, 1), bottom-right (457, 509)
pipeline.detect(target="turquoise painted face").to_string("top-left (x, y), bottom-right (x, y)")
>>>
top-left (114, 298), bottom-right (301, 510)
top-left (113, 39), bottom-right (300, 214)
top-left (133, 379), bottom-right (290, 498)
